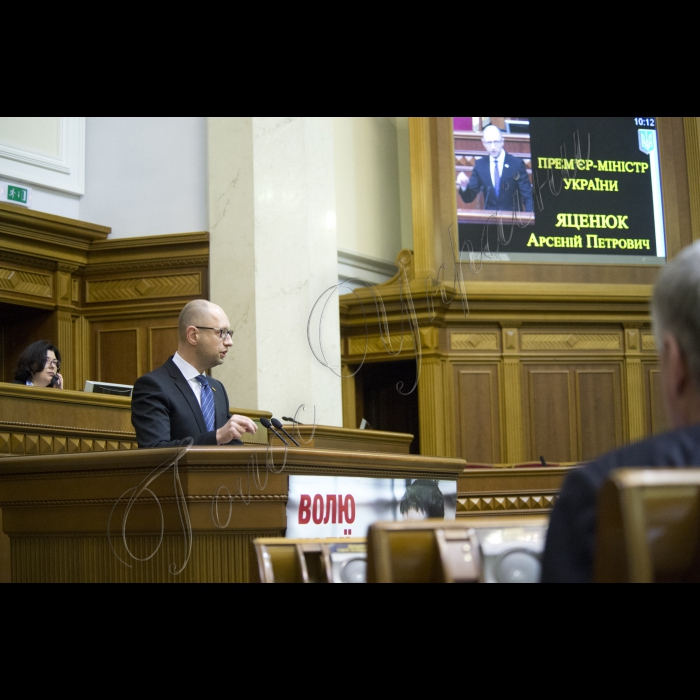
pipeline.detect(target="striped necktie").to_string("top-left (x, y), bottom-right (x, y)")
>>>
top-left (493, 159), bottom-right (501, 197)
top-left (195, 375), bottom-right (216, 432)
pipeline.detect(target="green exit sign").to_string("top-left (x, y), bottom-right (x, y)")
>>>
top-left (1, 182), bottom-right (32, 207)
top-left (8, 186), bottom-right (28, 203)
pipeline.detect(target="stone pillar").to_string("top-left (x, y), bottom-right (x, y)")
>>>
top-left (208, 117), bottom-right (343, 426)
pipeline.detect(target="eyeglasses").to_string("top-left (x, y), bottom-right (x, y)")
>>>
top-left (45, 359), bottom-right (61, 370)
top-left (196, 327), bottom-right (235, 340)
top-left (483, 140), bottom-right (503, 146)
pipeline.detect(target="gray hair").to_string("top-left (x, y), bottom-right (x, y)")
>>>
top-left (652, 240), bottom-right (700, 385)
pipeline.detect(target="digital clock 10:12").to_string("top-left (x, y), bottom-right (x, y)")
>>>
top-left (635, 117), bottom-right (656, 128)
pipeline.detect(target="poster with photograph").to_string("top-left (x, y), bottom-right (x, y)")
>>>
top-left (286, 475), bottom-right (457, 540)
top-left (454, 117), bottom-right (665, 259)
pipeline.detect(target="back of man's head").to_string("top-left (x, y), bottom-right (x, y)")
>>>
top-left (652, 240), bottom-right (700, 388)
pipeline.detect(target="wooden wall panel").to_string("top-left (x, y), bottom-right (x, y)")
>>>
top-left (644, 362), bottom-right (669, 436)
top-left (522, 363), bottom-right (624, 464)
top-left (454, 364), bottom-right (501, 464)
top-left (149, 326), bottom-right (179, 372)
top-left (0, 206), bottom-right (209, 393)
top-left (96, 328), bottom-right (139, 385)
top-left (576, 367), bottom-right (623, 462)
top-left (1, 306), bottom-right (56, 384)
top-left (524, 368), bottom-right (574, 464)
top-left (90, 317), bottom-right (182, 386)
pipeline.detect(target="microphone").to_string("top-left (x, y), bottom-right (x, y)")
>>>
top-left (540, 456), bottom-right (547, 467)
top-left (271, 418), bottom-right (300, 447)
top-left (282, 416), bottom-right (304, 425)
top-left (261, 417), bottom-right (289, 446)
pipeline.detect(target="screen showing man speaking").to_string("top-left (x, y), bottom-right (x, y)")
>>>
top-left (454, 117), bottom-right (665, 263)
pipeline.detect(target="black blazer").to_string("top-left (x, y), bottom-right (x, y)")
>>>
top-left (541, 423), bottom-right (700, 583)
top-left (459, 153), bottom-right (534, 213)
top-left (131, 357), bottom-right (241, 449)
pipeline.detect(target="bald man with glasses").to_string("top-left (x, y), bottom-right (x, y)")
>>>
top-left (131, 300), bottom-right (257, 449)
top-left (456, 125), bottom-right (534, 213)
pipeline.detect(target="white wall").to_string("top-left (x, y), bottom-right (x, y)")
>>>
top-left (80, 117), bottom-right (208, 237)
top-left (2, 118), bottom-right (411, 257)
top-left (0, 117), bottom-right (208, 236)
top-left (333, 117), bottom-right (413, 287)
top-left (0, 117), bottom-right (85, 202)
top-left (333, 117), bottom-right (403, 263)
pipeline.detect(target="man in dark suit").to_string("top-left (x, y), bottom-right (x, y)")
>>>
top-left (457, 125), bottom-right (533, 213)
top-left (542, 241), bottom-right (700, 582)
top-left (131, 300), bottom-right (257, 449)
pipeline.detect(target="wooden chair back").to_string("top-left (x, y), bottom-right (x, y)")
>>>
top-left (367, 520), bottom-right (482, 583)
top-left (252, 538), bottom-right (366, 584)
top-left (595, 468), bottom-right (700, 583)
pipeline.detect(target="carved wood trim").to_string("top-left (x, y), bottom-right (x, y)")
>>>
top-left (0, 432), bottom-right (137, 457)
top-left (0, 266), bottom-right (52, 298)
top-left (642, 333), bottom-right (657, 352)
top-left (86, 273), bottom-right (202, 303)
top-left (457, 492), bottom-right (558, 516)
top-left (85, 257), bottom-right (209, 275)
top-left (0, 420), bottom-right (135, 437)
top-left (0, 250), bottom-right (59, 271)
top-left (521, 333), bottom-right (622, 352)
top-left (451, 332), bottom-right (500, 352)
top-left (0, 495), bottom-right (287, 508)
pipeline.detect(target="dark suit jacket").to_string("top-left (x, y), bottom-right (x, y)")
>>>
top-left (459, 153), bottom-right (534, 213)
top-left (541, 423), bottom-right (700, 583)
top-left (131, 357), bottom-right (241, 449)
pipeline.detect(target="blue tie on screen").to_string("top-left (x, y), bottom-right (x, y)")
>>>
top-left (493, 160), bottom-right (501, 198)
top-left (195, 375), bottom-right (216, 432)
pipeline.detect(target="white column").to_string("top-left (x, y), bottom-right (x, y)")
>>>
top-left (208, 117), bottom-right (342, 427)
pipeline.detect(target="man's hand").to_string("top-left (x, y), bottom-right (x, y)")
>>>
top-left (216, 414), bottom-right (258, 445)
top-left (456, 171), bottom-right (469, 191)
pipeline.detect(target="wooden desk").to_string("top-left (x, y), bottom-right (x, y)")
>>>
top-left (0, 384), bottom-right (270, 457)
top-left (0, 384), bottom-right (136, 456)
top-left (0, 383), bottom-right (272, 582)
top-left (0, 446), bottom-right (466, 583)
top-left (458, 466), bottom-right (574, 518)
top-left (267, 424), bottom-right (413, 454)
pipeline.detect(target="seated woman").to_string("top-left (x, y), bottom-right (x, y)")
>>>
top-left (13, 341), bottom-right (63, 389)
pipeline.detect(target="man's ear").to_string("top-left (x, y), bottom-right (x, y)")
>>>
top-left (186, 326), bottom-right (199, 346)
top-left (664, 332), bottom-right (690, 398)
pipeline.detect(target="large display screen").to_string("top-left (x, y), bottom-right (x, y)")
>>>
top-left (454, 117), bottom-right (665, 263)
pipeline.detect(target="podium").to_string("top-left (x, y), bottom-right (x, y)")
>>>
top-left (0, 445), bottom-right (465, 583)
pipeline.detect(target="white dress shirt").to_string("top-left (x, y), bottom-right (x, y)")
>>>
top-left (491, 149), bottom-right (506, 187)
top-left (172, 352), bottom-right (206, 407)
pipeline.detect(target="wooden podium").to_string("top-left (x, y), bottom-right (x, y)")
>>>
top-left (0, 385), bottom-right (573, 583)
top-left (0, 445), bottom-right (466, 583)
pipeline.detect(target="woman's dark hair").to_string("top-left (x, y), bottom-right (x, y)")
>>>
top-left (14, 341), bottom-right (61, 384)
top-left (400, 479), bottom-right (445, 519)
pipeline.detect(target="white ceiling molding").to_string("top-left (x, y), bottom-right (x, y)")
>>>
top-left (0, 117), bottom-right (85, 195)
top-left (338, 248), bottom-right (397, 287)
